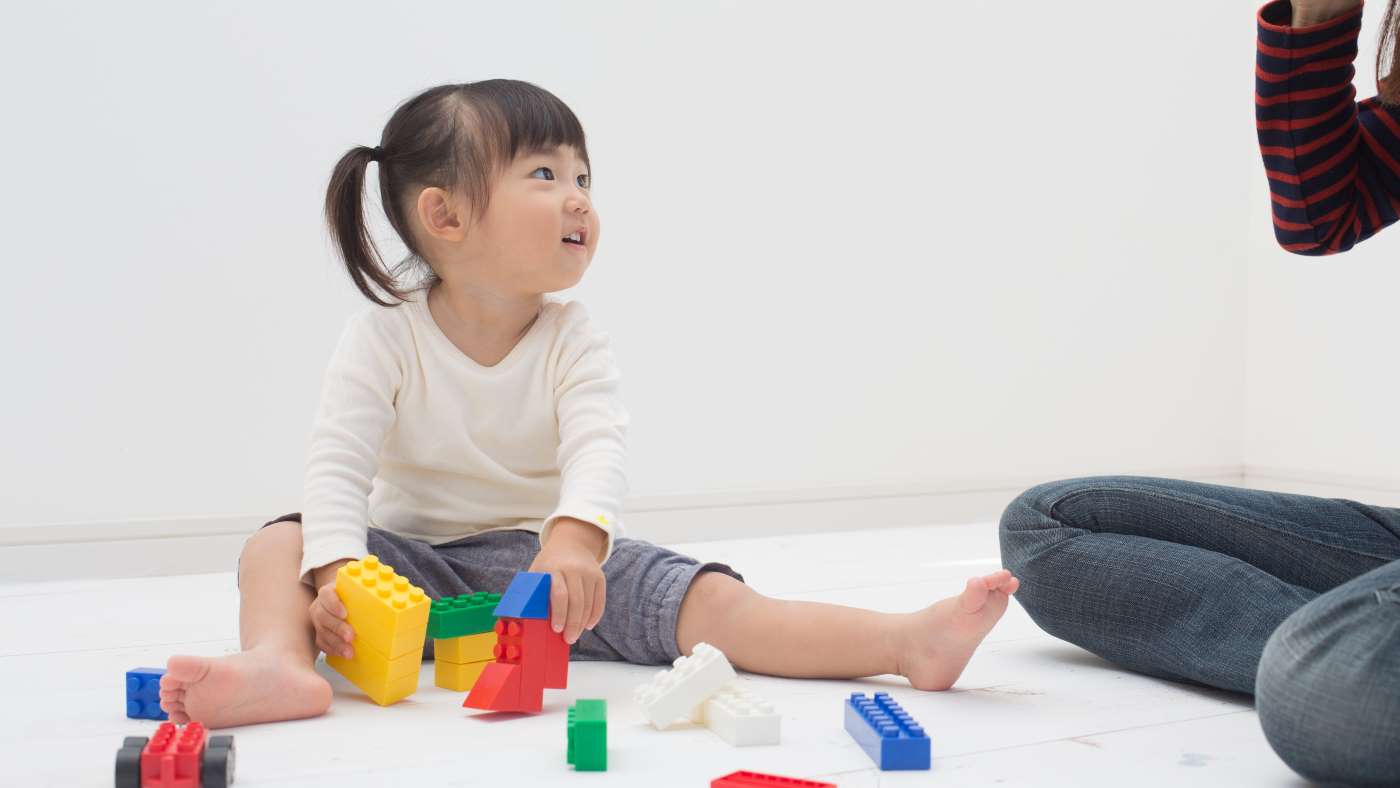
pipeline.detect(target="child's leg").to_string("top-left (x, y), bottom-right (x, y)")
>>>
top-left (675, 569), bottom-right (1020, 691)
top-left (160, 519), bottom-right (333, 727)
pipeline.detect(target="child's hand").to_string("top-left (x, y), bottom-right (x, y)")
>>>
top-left (309, 559), bottom-right (356, 659)
top-left (529, 518), bottom-right (607, 645)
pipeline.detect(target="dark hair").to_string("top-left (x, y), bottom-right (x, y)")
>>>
top-left (1381, 0), bottom-right (1400, 105)
top-left (324, 80), bottom-right (591, 306)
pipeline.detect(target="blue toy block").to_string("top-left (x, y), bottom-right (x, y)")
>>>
top-left (493, 571), bottom-right (551, 620)
top-left (125, 667), bottom-right (168, 720)
top-left (843, 692), bottom-right (930, 770)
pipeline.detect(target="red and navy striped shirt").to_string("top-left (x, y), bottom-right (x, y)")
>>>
top-left (1257, 0), bottom-right (1400, 254)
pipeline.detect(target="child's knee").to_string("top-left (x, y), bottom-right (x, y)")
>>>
top-left (240, 520), bottom-right (303, 565)
top-left (682, 571), bottom-right (750, 613)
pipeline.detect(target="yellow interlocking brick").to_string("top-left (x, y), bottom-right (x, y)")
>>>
top-left (326, 637), bottom-right (423, 706)
top-left (434, 659), bottom-right (490, 692)
top-left (326, 555), bottom-right (430, 705)
top-left (435, 631), bottom-right (498, 664)
top-left (335, 555), bottom-right (430, 659)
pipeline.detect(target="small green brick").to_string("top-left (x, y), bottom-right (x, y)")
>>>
top-left (427, 592), bottom-right (502, 639)
top-left (567, 699), bottom-right (607, 772)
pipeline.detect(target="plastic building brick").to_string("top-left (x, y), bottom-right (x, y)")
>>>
top-left (542, 620), bottom-right (569, 690)
top-left (433, 630), bottom-right (497, 691)
top-left (498, 618), bottom-right (548, 699)
top-left (710, 771), bottom-right (835, 788)
top-left (566, 699), bottom-right (607, 771)
top-left (700, 684), bottom-right (780, 746)
top-left (434, 658), bottom-right (489, 692)
top-left (427, 591), bottom-right (501, 639)
top-left (461, 572), bottom-right (571, 713)
top-left (462, 661), bottom-right (523, 711)
top-left (493, 571), bottom-right (551, 619)
top-left (333, 555), bottom-right (431, 657)
top-left (462, 618), bottom-right (542, 712)
top-left (324, 555), bottom-right (429, 706)
top-left (126, 667), bottom-right (168, 721)
top-left (634, 642), bottom-right (737, 730)
top-left (435, 630), bottom-right (498, 663)
top-left (327, 638), bottom-right (422, 706)
top-left (116, 722), bottom-right (236, 788)
top-left (843, 692), bottom-right (931, 771)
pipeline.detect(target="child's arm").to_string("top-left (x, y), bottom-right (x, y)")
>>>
top-left (299, 311), bottom-right (403, 586)
top-left (533, 303), bottom-right (630, 643)
top-left (1257, 0), bottom-right (1400, 254)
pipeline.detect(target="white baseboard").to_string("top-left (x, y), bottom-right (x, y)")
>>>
top-left (1242, 465), bottom-right (1400, 506)
top-left (0, 465), bottom-right (1245, 583)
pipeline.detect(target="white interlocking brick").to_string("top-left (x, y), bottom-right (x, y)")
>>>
top-left (700, 683), bottom-right (781, 746)
top-left (633, 642), bottom-right (736, 729)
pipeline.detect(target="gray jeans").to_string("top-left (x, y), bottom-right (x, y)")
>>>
top-left (260, 514), bottom-right (742, 666)
top-left (999, 477), bottom-right (1400, 786)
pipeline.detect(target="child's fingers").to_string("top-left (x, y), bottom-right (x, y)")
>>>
top-left (310, 600), bottom-right (354, 653)
top-left (586, 574), bottom-right (606, 630)
top-left (317, 583), bottom-right (347, 618)
top-left (315, 629), bottom-right (352, 659)
top-left (564, 572), bottom-right (587, 644)
top-left (549, 570), bottom-right (568, 634)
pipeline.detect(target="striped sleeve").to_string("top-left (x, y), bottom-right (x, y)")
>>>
top-left (1256, 0), bottom-right (1400, 255)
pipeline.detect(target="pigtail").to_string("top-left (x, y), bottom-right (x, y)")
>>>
top-left (324, 146), bottom-right (406, 306)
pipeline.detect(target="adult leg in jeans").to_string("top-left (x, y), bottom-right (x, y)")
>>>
top-left (998, 476), bottom-right (1400, 694)
top-left (1256, 558), bottom-right (1400, 786)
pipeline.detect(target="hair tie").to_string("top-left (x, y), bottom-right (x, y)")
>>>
top-left (370, 145), bottom-right (384, 163)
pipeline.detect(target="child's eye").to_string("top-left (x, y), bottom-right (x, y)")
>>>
top-left (531, 166), bottom-right (589, 189)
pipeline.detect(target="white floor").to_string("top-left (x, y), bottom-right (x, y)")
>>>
top-left (1, 522), bottom-right (1306, 787)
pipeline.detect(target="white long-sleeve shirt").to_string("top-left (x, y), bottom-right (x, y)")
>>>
top-left (298, 293), bottom-right (629, 585)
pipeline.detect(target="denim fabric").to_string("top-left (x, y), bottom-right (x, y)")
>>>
top-left (999, 476), bottom-right (1400, 785)
top-left (256, 515), bottom-right (742, 666)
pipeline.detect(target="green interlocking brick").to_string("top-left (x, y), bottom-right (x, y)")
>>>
top-left (567, 699), bottom-right (607, 772)
top-left (427, 592), bottom-right (502, 639)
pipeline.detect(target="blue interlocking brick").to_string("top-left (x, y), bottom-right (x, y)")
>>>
top-left (843, 691), bottom-right (930, 770)
top-left (493, 571), bottom-right (551, 619)
top-left (125, 667), bottom-right (167, 720)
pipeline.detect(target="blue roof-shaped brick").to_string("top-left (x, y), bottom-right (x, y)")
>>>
top-left (493, 571), bottom-right (551, 619)
top-left (843, 691), bottom-right (930, 770)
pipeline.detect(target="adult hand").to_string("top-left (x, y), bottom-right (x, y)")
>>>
top-left (1291, 0), bottom-right (1361, 27)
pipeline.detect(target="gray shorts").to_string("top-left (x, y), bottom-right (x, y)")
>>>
top-left (259, 513), bottom-right (742, 665)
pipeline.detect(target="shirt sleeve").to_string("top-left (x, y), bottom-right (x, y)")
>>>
top-left (1256, 0), bottom-right (1400, 255)
top-left (538, 303), bottom-right (630, 562)
top-left (298, 310), bottom-right (402, 585)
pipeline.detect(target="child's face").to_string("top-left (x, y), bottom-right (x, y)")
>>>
top-left (468, 144), bottom-right (598, 294)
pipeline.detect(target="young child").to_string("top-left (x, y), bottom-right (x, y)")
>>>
top-left (160, 79), bottom-right (1021, 728)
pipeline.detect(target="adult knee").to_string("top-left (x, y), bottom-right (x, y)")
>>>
top-left (998, 477), bottom-right (1111, 577)
top-left (1256, 600), bottom-right (1400, 785)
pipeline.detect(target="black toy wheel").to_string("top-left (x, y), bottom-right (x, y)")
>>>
top-left (114, 745), bottom-right (143, 788)
top-left (122, 736), bottom-right (149, 749)
top-left (207, 735), bottom-right (234, 750)
top-left (201, 740), bottom-right (235, 788)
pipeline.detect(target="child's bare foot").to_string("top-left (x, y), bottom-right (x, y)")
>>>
top-left (896, 569), bottom-right (1020, 691)
top-left (160, 648), bottom-right (332, 728)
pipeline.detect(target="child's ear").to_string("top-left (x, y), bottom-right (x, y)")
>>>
top-left (415, 187), bottom-right (467, 241)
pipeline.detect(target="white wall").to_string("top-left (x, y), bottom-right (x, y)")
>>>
top-left (0, 1), bottom-right (1258, 539)
top-left (1244, 4), bottom-right (1400, 504)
